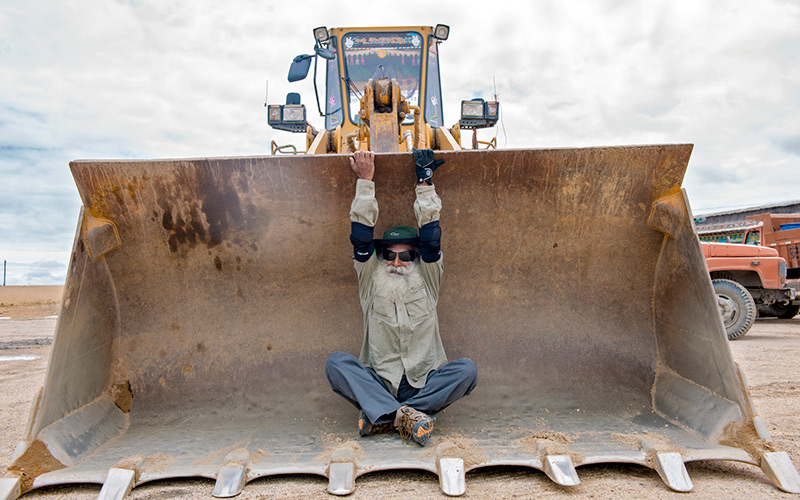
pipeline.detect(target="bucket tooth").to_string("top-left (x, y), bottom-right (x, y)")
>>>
top-left (0, 476), bottom-right (21, 500)
top-left (212, 465), bottom-right (247, 498)
top-left (213, 449), bottom-right (250, 498)
top-left (327, 447), bottom-right (357, 496)
top-left (653, 452), bottom-right (693, 492)
top-left (328, 463), bottom-right (356, 496)
top-left (437, 457), bottom-right (466, 496)
top-left (761, 452), bottom-right (800, 494)
top-left (752, 416), bottom-right (772, 442)
top-left (543, 455), bottom-right (579, 486)
top-left (96, 467), bottom-right (136, 500)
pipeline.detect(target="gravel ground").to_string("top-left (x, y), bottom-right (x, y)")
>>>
top-left (0, 287), bottom-right (798, 499)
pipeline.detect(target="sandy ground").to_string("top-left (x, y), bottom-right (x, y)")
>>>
top-left (0, 286), bottom-right (798, 499)
top-left (0, 287), bottom-right (62, 319)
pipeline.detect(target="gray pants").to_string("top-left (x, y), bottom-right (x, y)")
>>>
top-left (325, 351), bottom-right (477, 425)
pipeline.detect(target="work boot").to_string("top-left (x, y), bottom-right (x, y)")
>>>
top-left (358, 411), bottom-right (394, 437)
top-left (394, 406), bottom-right (435, 446)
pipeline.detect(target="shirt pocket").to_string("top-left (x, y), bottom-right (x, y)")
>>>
top-left (405, 286), bottom-right (432, 323)
top-left (371, 294), bottom-right (397, 323)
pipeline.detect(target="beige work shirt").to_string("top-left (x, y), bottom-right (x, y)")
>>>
top-left (350, 179), bottom-right (447, 396)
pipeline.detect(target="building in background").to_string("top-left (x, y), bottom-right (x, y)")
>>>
top-left (695, 200), bottom-right (800, 244)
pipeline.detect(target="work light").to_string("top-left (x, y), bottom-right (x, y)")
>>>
top-left (460, 100), bottom-right (484, 119)
top-left (267, 103), bottom-right (307, 133)
top-left (268, 105), bottom-right (282, 122)
top-left (486, 101), bottom-right (499, 119)
top-left (313, 26), bottom-right (330, 42)
top-left (433, 24), bottom-right (450, 40)
top-left (282, 105), bottom-right (306, 124)
top-left (459, 98), bottom-right (500, 129)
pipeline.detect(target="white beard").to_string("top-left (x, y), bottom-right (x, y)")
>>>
top-left (373, 260), bottom-right (424, 302)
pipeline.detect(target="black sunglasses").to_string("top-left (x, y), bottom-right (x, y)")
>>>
top-left (382, 248), bottom-right (417, 262)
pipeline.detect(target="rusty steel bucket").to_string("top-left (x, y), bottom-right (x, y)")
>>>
top-left (4, 145), bottom-right (799, 498)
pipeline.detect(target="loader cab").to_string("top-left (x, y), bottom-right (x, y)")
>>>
top-left (325, 26), bottom-right (446, 131)
top-left (272, 26), bottom-right (447, 136)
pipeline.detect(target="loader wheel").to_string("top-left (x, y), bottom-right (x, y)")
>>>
top-left (712, 279), bottom-right (756, 340)
top-left (768, 301), bottom-right (800, 319)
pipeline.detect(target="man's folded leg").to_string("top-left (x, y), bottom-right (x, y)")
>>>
top-left (325, 351), bottom-right (403, 425)
top-left (400, 358), bottom-right (477, 416)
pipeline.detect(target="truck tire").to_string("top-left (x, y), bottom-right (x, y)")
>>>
top-left (768, 301), bottom-right (800, 319)
top-left (712, 279), bottom-right (757, 340)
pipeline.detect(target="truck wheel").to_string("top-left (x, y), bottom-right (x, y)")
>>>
top-left (768, 301), bottom-right (800, 319)
top-left (712, 279), bottom-right (757, 340)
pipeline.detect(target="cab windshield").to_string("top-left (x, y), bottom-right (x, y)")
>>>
top-left (341, 31), bottom-right (424, 125)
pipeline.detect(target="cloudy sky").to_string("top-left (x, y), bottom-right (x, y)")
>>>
top-left (1, 0), bottom-right (799, 285)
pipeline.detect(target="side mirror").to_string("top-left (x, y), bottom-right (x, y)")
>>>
top-left (316, 46), bottom-right (335, 60)
top-left (288, 54), bottom-right (314, 82)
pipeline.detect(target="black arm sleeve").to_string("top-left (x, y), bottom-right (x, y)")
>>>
top-left (350, 222), bottom-right (375, 262)
top-left (418, 220), bottom-right (441, 263)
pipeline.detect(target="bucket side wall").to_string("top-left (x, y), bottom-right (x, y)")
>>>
top-left (31, 208), bottom-right (119, 435)
top-left (652, 190), bottom-right (747, 415)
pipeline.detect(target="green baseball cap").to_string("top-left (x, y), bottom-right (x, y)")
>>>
top-left (374, 225), bottom-right (419, 249)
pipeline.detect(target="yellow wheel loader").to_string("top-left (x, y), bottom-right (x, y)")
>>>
top-left (3, 25), bottom-right (799, 499)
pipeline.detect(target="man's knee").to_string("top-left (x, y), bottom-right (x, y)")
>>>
top-left (451, 358), bottom-right (477, 396)
top-left (326, 351), bottom-right (354, 378)
top-left (453, 358), bottom-right (477, 383)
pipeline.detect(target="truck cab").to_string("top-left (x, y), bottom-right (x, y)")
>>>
top-left (698, 214), bottom-right (800, 321)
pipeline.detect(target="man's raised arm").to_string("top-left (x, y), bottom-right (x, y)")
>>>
top-left (412, 149), bottom-right (444, 264)
top-left (349, 151), bottom-right (378, 263)
top-left (414, 184), bottom-right (442, 263)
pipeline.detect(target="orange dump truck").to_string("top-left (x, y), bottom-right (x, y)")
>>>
top-left (701, 241), bottom-right (793, 339)
top-left (698, 213), bottom-right (800, 321)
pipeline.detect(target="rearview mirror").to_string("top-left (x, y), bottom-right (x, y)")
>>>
top-left (288, 54), bottom-right (314, 82)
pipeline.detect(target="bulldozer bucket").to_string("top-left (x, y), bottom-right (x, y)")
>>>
top-left (6, 145), bottom-right (800, 497)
